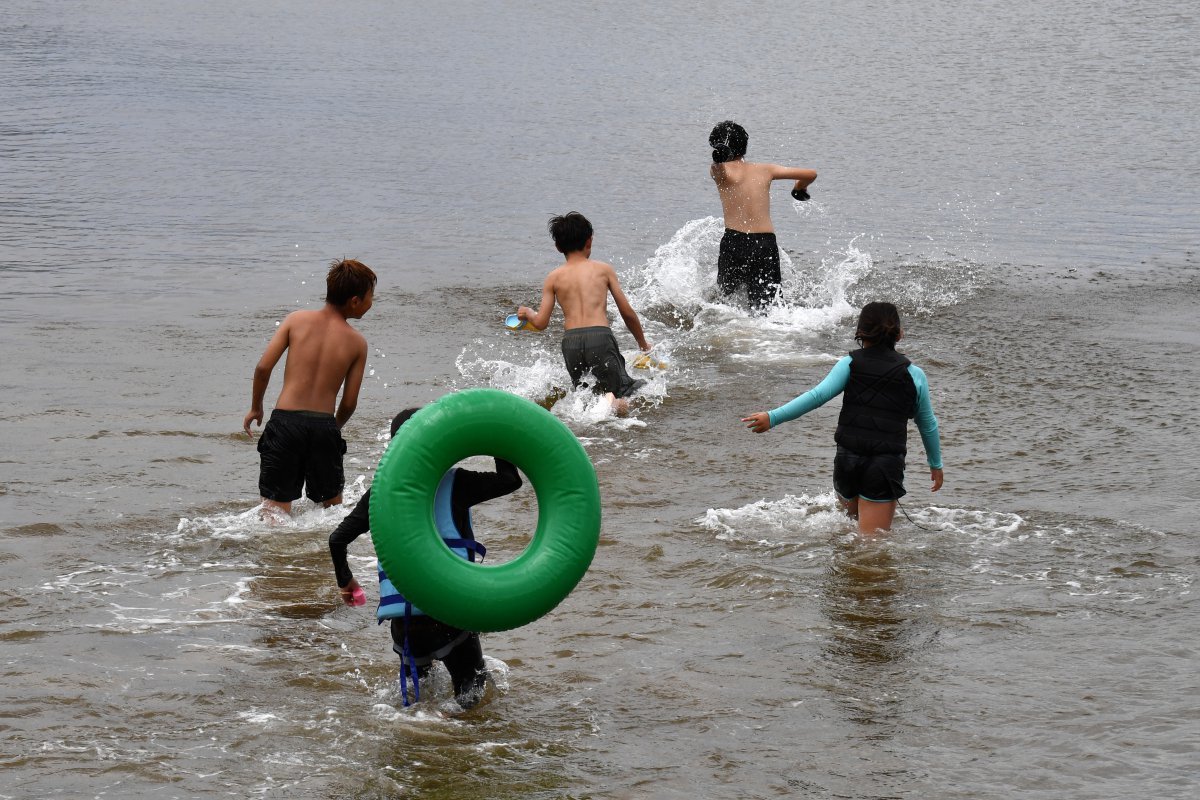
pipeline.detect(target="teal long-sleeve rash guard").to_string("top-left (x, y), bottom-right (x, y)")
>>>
top-left (767, 356), bottom-right (943, 469)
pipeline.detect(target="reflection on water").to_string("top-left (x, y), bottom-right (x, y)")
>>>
top-left (820, 537), bottom-right (913, 732)
top-left (824, 538), bottom-right (906, 666)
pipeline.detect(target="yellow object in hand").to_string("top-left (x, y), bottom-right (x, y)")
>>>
top-left (505, 313), bottom-right (540, 331)
top-left (632, 353), bottom-right (667, 370)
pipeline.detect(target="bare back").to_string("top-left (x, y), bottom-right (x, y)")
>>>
top-left (270, 307), bottom-right (367, 416)
top-left (711, 159), bottom-right (818, 234)
top-left (711, 160), bottom-right (778, 233)
top-left (547, 258), bottom-right (618, 330)
top-left (518, 252), bottom-right (650, 351)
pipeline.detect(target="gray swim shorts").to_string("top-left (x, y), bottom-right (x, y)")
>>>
top-left (560, 326), bottom-right (645, 398)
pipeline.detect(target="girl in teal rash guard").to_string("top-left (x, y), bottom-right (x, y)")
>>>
top-left (742, 302), bottom-right (944, 533)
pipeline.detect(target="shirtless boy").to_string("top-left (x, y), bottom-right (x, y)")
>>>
top-left (243, 258), bottom-right (376, 515)
top-left (516, 212), bottom-right (651, 412)
top-left (708, 120), bottom-right (818, 311)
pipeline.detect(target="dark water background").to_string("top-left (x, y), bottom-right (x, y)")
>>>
top-left (1, 1), bottom-right (1197, 798)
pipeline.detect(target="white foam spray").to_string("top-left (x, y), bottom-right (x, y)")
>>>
top-left (457, 216), bottom-right (980, 426)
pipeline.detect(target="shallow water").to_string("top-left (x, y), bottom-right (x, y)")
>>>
top-left (1, 2), bottom-right (1198, 798)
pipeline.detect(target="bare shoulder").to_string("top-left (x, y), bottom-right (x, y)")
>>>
top-left (540, 261), bottom-right (566, 283)
top-left (338, 315), bottom-right (368, 347)
top-left (320, 307), bottom-right (367, 348)
top-left (332, 321), bottom-right (368, 365)
top-left (280, 308), bottom-right (318, 328)
top-left (352, 328), bottom-right (368, 356)
top-left (591, 259), bottom-right (619, 280)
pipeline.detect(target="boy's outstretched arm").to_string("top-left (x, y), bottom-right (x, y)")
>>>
top-left (516, 273), bottom-right (556, 331)
top-left (769, 164), bottom-right (818, 195)
top-left (607, 266), bottom-right (651, 351)
top-left (243, 317), bottom-right (292, 435)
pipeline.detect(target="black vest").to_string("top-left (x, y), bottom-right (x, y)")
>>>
top-left (834, 347), bottom-right (916, 456)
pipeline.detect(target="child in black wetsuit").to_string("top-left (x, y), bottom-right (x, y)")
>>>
top-left (328, 408), bottom-right (521, 709)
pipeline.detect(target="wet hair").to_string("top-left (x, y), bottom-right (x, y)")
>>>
top-left (326, 258), bottom-right (377, 306)
top-left (854, 302), bottom-right (903, 348)
top-left (548, 212), bottom-right (593, 254)
top-left (709, 120), bottom-right (748, 164)
top-left (390, 407), bottom-right (421, 438)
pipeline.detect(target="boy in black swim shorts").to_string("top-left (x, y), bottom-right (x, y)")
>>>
top-left (708, 120), bottom-right (817, 312)
top-left (243, 258), bottom-right (376, 515)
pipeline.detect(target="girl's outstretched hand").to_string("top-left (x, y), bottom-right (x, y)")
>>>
top-left (742, 412), bottom-right (771, 433)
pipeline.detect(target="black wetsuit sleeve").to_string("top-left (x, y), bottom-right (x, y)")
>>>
top-left (450, 459), bottom-right (523, 539)
top-left (328, 488), bottom-right (371, 588)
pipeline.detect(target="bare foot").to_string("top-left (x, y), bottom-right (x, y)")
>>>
top-left (605, 392), bottom-right (630, 416)
top-left (259, 500), bottom-right (291, 524)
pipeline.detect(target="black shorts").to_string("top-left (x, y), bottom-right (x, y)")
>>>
top-left (391, 616), bottom-right (487, 708)
top-left (833, 445), bottom-right (907, 502)
top-left (717, 229), bottom-right (781, 310)
top-left (256, 409), bottom-right (346, 503)
top-left (561, 326), bottom-right (645, 398)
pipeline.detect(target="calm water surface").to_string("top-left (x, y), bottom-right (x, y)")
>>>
top-left (1, 2), bottom-right (1197, 798)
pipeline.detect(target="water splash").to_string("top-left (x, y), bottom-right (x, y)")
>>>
top-left (622, 219), bottom-right (880, 360)
top-left (699, 492), bottom-right (852, 546)
top-left (174, 474), bottom-right (368, 541)
top-left (455, 336), bottom-right (667, 431)
top-left (456, 217), bottom-right (982, 418)
top-left (628, 215), bottom-right (982, 327)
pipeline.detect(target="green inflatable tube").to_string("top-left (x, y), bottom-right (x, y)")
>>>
top-left (369, 388), bottom-right (601, 632)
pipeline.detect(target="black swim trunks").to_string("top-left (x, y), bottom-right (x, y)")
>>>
top-left (256, 409), bottom-right (346, 504)
top-left (832, 445), bottom-right (907, 503)
top-left (561, 326), bottom-right (646, 398)
top-left (717, 228), bottom-right (781, 311)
